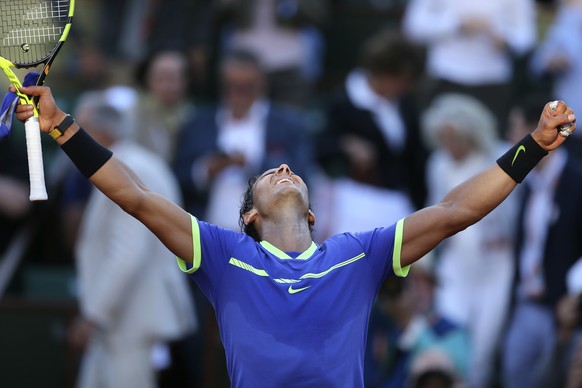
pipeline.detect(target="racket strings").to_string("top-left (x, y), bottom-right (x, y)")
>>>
top-left (0, 0), bottom-right (71, 64)
top-left (4, 26), bottom-right (63, 45)
top-left (24, 0), bottom-right (69, 21)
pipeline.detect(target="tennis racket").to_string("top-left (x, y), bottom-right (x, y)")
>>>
top-left (0, 0), bottom-right (75, 200)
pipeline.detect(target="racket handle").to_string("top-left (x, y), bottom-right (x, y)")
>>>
top-left (24, 117), bottom-right (48, 201)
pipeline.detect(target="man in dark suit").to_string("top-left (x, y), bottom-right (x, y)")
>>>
top-left (502, 95), bottom-right (582, 388)
top-left (315, 30), bottom-right (428, 237)
top-left (173, 49), bottom-right (313, 229)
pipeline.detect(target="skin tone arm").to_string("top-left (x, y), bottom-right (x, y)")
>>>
top-left (13, 86), bottom-right (576, 269)
top-left (14, 86), bottom-right (195, 263)
top-left (400, 100), bottom-right (576, 267)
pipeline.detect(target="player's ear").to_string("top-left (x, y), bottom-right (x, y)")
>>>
top-left (244, 209), bottom-right (258, 226)
top-left (308, 210), bottom-right (316, 227)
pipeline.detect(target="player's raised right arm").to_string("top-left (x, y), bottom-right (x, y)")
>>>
top-left (15, 86), bottom-right (195, 264)
top-left (399, 100), bottom-right (575, 269)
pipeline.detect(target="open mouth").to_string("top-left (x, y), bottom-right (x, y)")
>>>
top-left (275, 178), bottom-right (293, 185)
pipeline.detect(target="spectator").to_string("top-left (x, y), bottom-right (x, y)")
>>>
top-left (71, 0), bottom-right (213, 92)
top-left (421, 93), bottom-right (516, 388)
top-left (530, 0), bottom-right (582, 153)
top-left (408, 348), bottom-right (459, 388)
top-left (502, 94), bottom-right (582, 388)
top-left (315, 29), bottom-right (427, 237)
top-left (217, 0), bottom-right (329, 107)
top-left (132, 49), bottom-right (195, 162)
top-left (173, 49), bottom-right (313, 229)
top-left (67, 94), bottom-right (197, 388)
top-left (364, 255), bottom-right (470, 388)
top-left (402, 0), bottom-right (537, 134)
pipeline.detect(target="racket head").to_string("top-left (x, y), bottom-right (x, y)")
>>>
top-left (0, 0), bottom-right (74, 69)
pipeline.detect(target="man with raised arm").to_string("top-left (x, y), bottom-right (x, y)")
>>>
top-left (14, 85), bottom-right (576, 387)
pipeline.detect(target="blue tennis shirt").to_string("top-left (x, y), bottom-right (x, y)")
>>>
top-left (177, 215), bottom-right (409, 387)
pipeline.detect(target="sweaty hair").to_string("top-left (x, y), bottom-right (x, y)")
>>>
top-left (239, 175), bottom-right (261, 241)
top-left (238, 175), bottom-right (315, 242)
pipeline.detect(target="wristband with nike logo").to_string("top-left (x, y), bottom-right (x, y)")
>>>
top-left (496, 134), bottom-right (548, 183)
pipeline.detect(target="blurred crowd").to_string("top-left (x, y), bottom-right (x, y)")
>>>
top-left (1, 0), bottom-right (582, 387)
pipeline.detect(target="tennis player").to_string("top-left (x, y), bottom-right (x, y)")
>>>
top-left (14, 85), bottom-right (576, 387)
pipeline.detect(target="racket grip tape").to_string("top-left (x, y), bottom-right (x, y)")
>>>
top-left (24, 117), bottom-right (48, 201)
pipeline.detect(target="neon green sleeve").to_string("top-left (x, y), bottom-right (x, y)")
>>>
top-left (176, 215), bottom-right (202, 274)
top-left (392, 218), bottom-right (411, 277)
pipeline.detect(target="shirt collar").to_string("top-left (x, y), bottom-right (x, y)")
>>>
top-left (217, 99), bottom-right (269, 124)
top-left (260, 240), bottom-right (318, 260)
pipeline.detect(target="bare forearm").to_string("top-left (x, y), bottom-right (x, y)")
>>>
top-left (89, 157), bottom-right (148, 215)
top-left (439, 164), bottom-right (517, 232)
top-left (401, 165), bottom-right (516, 266)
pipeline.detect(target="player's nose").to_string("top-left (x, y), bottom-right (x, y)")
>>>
top-left (275, 164), bottom-right (292, 176)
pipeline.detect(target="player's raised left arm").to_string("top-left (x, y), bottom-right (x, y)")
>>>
top-left (399, 100), bottom-right (576, 268)
top-left (15, 86), bottom-right (195, 263)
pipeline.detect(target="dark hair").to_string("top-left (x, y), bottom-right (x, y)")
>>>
top-left (221, 48), bottom-right (263, 73)
top-left (239, 175), bottom-right (261, 241)
top-left (359, 29), bottom-right (426, 80)
top-left (412, 370), bottom-right (455, 388)
top-left (238, 174), bottom-right (315, 242)
top-left (135, 48), bottom-right (189, 88)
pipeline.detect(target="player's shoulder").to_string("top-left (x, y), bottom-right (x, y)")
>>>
top-left (319, 232), bottom-right (368, 256)
top-left (197, 219), bottom-right (254, 246)
top-left (323, 225), bottom-right (398, 251)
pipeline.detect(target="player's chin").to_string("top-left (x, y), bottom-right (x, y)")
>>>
top-left (273, 186), bottom-right (308, 203)
top-left (273, 183), bottom-right (303, 195)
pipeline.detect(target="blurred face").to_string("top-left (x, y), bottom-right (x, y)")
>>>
top-left (439, 124), bottom-right (474, 161)
top-left (146, 51), bottom-right (189, 106)
top-left (221, 62), bottom-right (264, 115)
top-left (367, 72), bottom-right (413, 99)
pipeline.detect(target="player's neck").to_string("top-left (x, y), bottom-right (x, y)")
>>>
top-left (259, 217), bottom-right (313, 253)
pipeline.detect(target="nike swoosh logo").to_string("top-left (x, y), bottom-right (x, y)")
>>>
top-left (288, 285), bottom-right (311, 294)
top-left (512, 145), bottom-right (526, 166)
